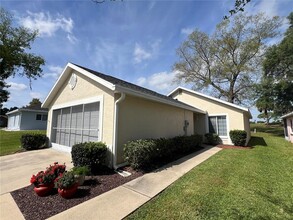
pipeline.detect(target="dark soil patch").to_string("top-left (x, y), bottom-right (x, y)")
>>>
top-left (11, 167), bottom-right (143, 220)
top-left (217, 145), bottom-right (253, 149)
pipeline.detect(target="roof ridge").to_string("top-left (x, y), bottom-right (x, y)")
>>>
top-left (73, 64), bottom-right (171, 97)
top-left (71, 63), bottom-right (205, 114)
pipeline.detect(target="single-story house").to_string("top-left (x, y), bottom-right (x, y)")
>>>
top-left (168, 87), bottom-right (252, 145)
top-left (42, 63), bottom-right (205, 168)
top-left (6, 107), bottom-right (48, 130)
top-left (42, 63), bottom-right (252, 168)
top-left (281, 112), bottom-right (293, 143)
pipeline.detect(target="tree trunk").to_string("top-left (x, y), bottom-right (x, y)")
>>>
top-left (264, 109), bottom-right (269, 126)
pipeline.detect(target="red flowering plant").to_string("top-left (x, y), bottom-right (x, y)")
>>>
top-left (30, 162), bottom-right (66, 187)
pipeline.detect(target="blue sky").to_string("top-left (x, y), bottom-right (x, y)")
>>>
top-left (2, 0), bottom-right (292, 120)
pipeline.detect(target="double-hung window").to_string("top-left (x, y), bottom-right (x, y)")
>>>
top-left (208, 115), bottom-right (227, 136)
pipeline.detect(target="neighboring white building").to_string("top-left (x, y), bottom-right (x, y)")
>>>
top-left (6, 108), bottom-right (48, 130)
top-left (281, 112), bottom-right (293, 143)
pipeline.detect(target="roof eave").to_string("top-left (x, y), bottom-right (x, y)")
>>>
top-left (6, 109), bottom-right (20, 115)
top-left (115, 85), bottom-right (206, 114)
top-left (169, 86), bottom-right (251, 115)
top-left (281, 112), bottom-right (293, 119)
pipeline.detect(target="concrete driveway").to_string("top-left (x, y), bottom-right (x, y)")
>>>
top-left (0, 148), bottom-right (72, 195)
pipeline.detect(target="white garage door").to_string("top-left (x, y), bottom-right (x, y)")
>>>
top-left (51, 102), bottom-right (100, 147)
top-left (8, 114), bottom-right (20, 130)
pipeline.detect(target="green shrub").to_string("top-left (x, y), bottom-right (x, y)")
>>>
top-left (124, 134), bottom-right (203, 170)
top-left (71, 142), bottom-right (107, 171)
top-left (124, 139), bottom-right (157, 169)
top-left (20, 134), bottom-right (48, 150)
top-left (229, 130), bottom-right (247, 146)
top-left (182, 134), bottom-right (203, 152)
top-left (204, 133), bottom-right (221, 145)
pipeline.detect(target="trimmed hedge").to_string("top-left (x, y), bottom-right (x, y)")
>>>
top-left (123, 139), bottom-right (157, 169)
top-left (204, 133), bottom-right (221, 145)
top-left (71, 142), bottom-right (107, 171)
top-left (20, 134), bottom-right (48, 150)
top-left (124, 134), bottom-right (203, 169)
top-left (229, 130), bottom-right (247, 146)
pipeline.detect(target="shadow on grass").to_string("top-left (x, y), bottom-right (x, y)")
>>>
top-left (248, 137), bottom-right (267, 147)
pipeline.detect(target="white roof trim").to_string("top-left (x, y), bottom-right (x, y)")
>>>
top-left (168, 87), bottom-right (252, 117)
top-left (42, 63), bottom-right (206, 114)
top-left (281, 112), bottom-right (293, 119)
top-left (6, 108), bottom-right (48, 115)
top-left (42, 63), bottom-right (115, 108)
top-left (115, 85), bottom-right (206, 114)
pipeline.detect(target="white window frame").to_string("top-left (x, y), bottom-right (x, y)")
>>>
top-left (50, 95), bottom-right (104, 152)
top-left (207, 114), bottom-right (229, 138)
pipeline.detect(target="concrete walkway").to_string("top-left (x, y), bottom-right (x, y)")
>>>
top-left (0, 148), bottom-right (73, 195)
top-left (0, 146), bottom-right (221, 220)
top-left (0, 148), bottom-right (72, 220)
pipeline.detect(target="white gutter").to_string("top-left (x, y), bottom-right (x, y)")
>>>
top-left (112, 93), bottom-right (126, 169)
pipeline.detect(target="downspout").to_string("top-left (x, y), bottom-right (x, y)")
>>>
top-left (112, 93), bottom-right (125, 169)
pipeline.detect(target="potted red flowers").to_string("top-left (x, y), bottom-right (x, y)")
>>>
top-left (55, 171), bottom-right (78, 199)
top-left (30, 162), bottom-right (66, 196)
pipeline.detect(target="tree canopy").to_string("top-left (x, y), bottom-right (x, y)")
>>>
top-left (174, 13), bottom-right (281, 105)
top-left (0, 8), bottom-right (45, 108)
top-left (256, 12), bottom-right (293, 117)
top-left (27, 98), bottom-right (42, 109)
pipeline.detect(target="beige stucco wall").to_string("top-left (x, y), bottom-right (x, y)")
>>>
top-left (116, 95), bottom-right (194, 164)
top-left (46, 71), bottom-right (115, 148)
top-left (171, 90), bottom-right (251, 145)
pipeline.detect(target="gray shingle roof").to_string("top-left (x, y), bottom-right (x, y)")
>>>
top-left (74, 64), bottom-right (203, 112)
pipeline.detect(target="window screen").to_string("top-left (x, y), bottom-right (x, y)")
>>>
top-left (51, 102), bottom-right (100, 147)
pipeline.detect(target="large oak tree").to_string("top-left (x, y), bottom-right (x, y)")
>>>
top-left (0, 8), bottom-right (45, 108)
top-left (256, 12), bottom-right (293, 118)
top-left (174, 13), bottom-right (281, 104)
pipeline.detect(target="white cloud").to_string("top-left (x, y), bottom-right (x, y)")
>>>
top-left (136, 71), bottom-right (179, 94)
top-left (181, 27), bottom-right (193, 35)
top-left (137, 77), bottom-right (147, 86)
top-left (8, 82), bottom-right (28, 91)
top-left (43, 65), bottom-right (63, 80)
top-left (20, 11), bottom-right (77, 43)
top-left (133, 43), bottom-right (151, 63)
top-left (67, 34), bottom-right (78, 44)
top-left (30, 92), bottom-right (43, 99)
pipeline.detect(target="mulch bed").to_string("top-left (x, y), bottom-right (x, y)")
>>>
top-left (11, 147), bottom-right (204, 220)
top-left (217, 145), bottom-right (253, 149)
top-left (11, 167), bottom-right (143, 220)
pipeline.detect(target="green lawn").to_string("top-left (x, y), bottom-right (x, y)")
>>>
top-left (127, 124), bottom-right (293, 220)
top-left (0, 130), bottom-right (46, 156)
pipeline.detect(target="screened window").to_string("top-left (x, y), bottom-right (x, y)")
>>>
top-left (51, 102), bottom-right (100, 147)
top-left (208, 115), bottom-right (227, 136)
